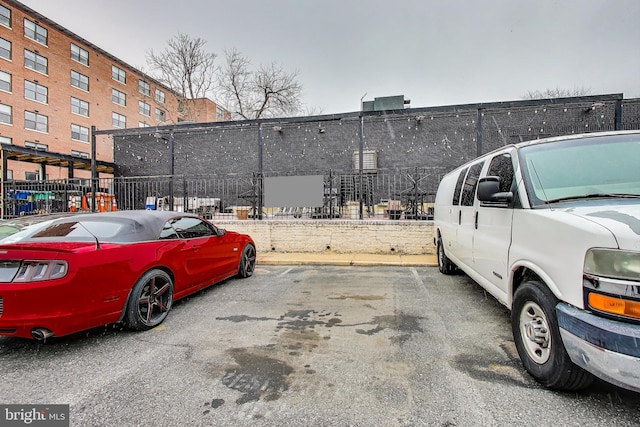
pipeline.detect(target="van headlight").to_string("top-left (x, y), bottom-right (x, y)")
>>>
top-left (584, 248), bottom-right (640, 281)
top-left (584, 248), bottom-right (640, 321)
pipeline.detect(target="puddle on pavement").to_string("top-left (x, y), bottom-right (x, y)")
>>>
top-left (209, 309), bottom-right (426, 410)
top-left (356, 312), bottom-right (426, 346)
top-left (222, 348), bottom-right (294, 405)
top-left (452, 352), bottom-right (530, 387)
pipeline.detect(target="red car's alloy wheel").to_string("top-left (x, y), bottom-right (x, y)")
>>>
top-left (238, 244), bottom-right (256, 278)
top-left (125, 269), bottom-right (174, 331)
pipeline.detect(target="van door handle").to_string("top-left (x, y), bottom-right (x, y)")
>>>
top-left (458, 210), bottom-right (462, 225)
top-left (475, 211), bottom-right (479, 229)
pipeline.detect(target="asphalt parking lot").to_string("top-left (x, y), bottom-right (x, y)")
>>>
top-left (1, 265), bottom-right (639, 426)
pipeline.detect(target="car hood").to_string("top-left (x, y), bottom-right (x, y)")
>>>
top-left (562, 202), bottom-right (640, 251)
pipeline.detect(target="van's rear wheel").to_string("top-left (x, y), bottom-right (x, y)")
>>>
top-left (437, 237), bottom-right (456, 275)
top-left (512, 280), bottom-right (593, 390)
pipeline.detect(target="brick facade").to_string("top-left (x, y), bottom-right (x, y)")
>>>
top-left (217, 219), bottom-right (435, 255)
top-left (113, 94), bottom-right (640, 180)
top-left (0, 0), bottom-right (227, 181)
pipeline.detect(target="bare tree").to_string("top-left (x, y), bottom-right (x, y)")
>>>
top-left (146, 33), bottom-right (217, 123)
top-left (522, 86), bottom-right (594, 100)
top-left (217, 48), bottom-right (303, 120)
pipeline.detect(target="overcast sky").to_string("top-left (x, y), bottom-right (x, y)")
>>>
top-left (19, 0), bottom-right (640, 115)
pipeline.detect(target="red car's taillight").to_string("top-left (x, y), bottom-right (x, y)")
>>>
top-left (12, 260), bottom-right (68, 282)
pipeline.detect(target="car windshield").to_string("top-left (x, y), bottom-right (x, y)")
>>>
top-left (519, 134), bottom-right (640, 207)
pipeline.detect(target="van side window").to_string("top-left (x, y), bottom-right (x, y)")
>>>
top-left (460, 162), bottom-right (484, 206)
top-left (487, 154), bottom-right (514, 193)
top-left (452, 167), bottom-right (468, 205)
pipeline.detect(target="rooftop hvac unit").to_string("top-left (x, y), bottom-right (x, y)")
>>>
top-left (352, 150), bottom-right (378, 172)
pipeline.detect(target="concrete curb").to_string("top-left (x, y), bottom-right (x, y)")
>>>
top-left (256, 253), bottom-right (438, 267)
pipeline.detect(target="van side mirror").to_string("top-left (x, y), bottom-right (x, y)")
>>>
top-left (477, 176), bottom-right (513, 204)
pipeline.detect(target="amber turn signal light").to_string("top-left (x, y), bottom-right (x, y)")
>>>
top-left (588, 293), bottom-right (640, 320)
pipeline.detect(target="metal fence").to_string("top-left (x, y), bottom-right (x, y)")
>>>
top-left (1, 168), bottom-right (446, 220)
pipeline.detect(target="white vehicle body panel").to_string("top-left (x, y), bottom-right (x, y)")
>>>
top-left (433, 130), bottom-right (640, 393)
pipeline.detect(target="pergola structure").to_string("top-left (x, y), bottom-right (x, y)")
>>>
top-left (1, 144), bottom-right (115, 179)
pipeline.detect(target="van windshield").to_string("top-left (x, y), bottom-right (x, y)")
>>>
top-left (519, 133), bottom-right (640, 207)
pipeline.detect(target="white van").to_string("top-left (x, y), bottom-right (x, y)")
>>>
top-left (433, 130), bottom-right (640, 392)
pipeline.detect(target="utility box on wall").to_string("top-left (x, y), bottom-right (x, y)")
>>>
top-left (352, 150), bottom-right (378, 173)
top-left (264, 175), bottom-right (324, 208)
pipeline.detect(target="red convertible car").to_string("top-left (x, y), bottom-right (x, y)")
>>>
top-left (0, 210), bottom-right (256, 341)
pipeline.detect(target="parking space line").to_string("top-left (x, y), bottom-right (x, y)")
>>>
top-left (278, 267), bottom-right (293, 277)
top-left (411, 267), bottom-right (429, 296)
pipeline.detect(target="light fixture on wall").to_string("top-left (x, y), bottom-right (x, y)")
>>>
top-left (318, 125), bottom-right (325, 134)
top-left (584, 102), bottom-right (605, 113)
top-left (273, 126), bottom-right (282, 132)
top-left (416, 115), bottom-right (425, 123)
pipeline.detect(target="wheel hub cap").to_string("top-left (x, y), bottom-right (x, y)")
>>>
top-left (519, 301), bottom-right (552, 364)
top-left (525, 319), bottom-right (548, 347)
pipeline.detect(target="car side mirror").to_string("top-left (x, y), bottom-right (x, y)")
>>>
top-left (216, 228), bottom-right (226, 236)
top-left (477, 176), bottom-right (513, 203)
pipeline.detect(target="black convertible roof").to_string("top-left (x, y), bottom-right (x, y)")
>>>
top-left (33, 210), bottom-right (202, 243)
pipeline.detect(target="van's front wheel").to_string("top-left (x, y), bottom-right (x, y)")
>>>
top-left (512, 280), bottom-right (593, 391)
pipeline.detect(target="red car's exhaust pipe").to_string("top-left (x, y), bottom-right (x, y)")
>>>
top-left (31, 328), bottom-right (54, 342)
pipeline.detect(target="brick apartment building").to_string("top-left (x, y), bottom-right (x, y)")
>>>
top-left (0, 0), bottom-right (229, 182)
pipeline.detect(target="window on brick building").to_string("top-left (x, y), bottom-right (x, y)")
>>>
top-left (71, 124), bottom-right (89, 142)
top-left (0, 5), bottom-right (10, 28)
top-left (0, 136), bottom-right (11, 145)
top-left (25, 111), bottom-right (48, 132)
top-left (24, 19), bottom-right (48, 45)
top-left (112, 112), bottom-right (126, 128)
top-left (0, 70), bottom-right (10, 92)
top-left (138, 80), bottom-right (150, 96)
top-left (0, 103), bottom-right (11, 125)
top-left (0, 37), bottom-right (11, 60)
top-left (71, 70), bottom-right (89, 91)
top-left (71, 97), bottom-right (89, 116)
top-left (112, 88), bottom-right (126, 106)
top-left (24, 49), bottom-right (47, 74)
top-left (24, 80), bottom-right (48, 103)
top-left (155, 108), bottom-right (165, 122)
top-left (71, 150), bottom-right (89, 159)
top-left (139, 100), bottom-right (150, 116)
top-left (155, 89), bottom-right (165, 104)
top-left (112, 65), bottom-right (125, 84)
top-left (139, 122), bottom-right (150, 128)
top-left (25, 141), bottom-right (48, 151)
top-left (71, 43), bottom-right (89, 66)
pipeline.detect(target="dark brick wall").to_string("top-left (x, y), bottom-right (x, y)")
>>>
top-left (113, 94), bottom-right (639, 178)
top-left (622, 98), bottom-right (640, 130)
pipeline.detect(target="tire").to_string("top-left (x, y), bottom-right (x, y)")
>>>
top-left (125, 269), bottom-right (174, 331)
top-left (437, 237), bottom-right (456, 275)
top-left (511, 280), bottom-right (593, 391)
top-left (238, 243), bottom-right (256, 278)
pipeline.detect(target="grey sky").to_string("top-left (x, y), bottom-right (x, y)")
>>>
top-left (20, 0), bottom-right (640, 115)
